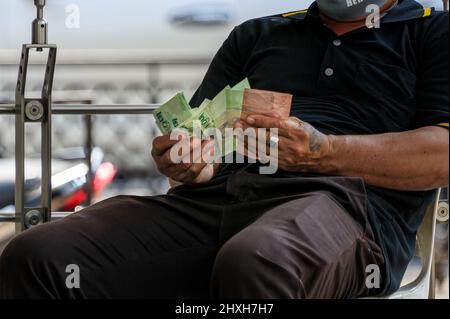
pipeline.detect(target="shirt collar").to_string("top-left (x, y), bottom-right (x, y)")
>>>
top-left (283, 0), bottom-right (434, 23)
top-left (382, 0), bottom-right (435, 23)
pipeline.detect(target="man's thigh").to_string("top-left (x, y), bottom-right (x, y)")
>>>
top-left (213, 192), bottom-right (385, 299)
top-left (0, 194), bottom-right (222, 299)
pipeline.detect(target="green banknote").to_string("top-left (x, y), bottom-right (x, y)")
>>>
top-left (231, 78), bottom-right (251, 91)
top-left (154, 93), bottom-right (193, 134)
top-left (227, 78), bottom-right (251, 127)
top-left (179, 99), bottom-right (215, 133)
top-left (207, 86), bottom-right (229, 130)
top-left (154, 78), bottom-right (251, 159)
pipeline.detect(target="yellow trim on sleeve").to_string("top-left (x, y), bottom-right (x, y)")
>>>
top-left (437, 123), bottom-right (449, 128)
top-left (282, 9), bottom-right (308, 18)
top-left (423, 7), bottom-right (432, 18)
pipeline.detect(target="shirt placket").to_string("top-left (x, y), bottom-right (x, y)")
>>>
top-left (316, 36), bottom-right (343, 90)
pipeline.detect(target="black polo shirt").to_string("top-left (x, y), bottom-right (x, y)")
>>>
top-left (190, 0), bottom-right (449, 295)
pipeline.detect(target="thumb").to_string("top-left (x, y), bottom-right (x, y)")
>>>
top-left (193, 164), bottom-right (215, 184)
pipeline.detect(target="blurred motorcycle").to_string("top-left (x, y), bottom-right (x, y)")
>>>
top-left (0, 146), bottom-right (116, 213)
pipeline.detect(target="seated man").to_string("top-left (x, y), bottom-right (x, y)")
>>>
top-left (0, 0), bottom-right (448, 299)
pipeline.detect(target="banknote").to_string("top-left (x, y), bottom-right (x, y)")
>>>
top-left (207, 86), bottom-right (230, 132)
top-left (154, 78), bottom-right (293, 160)
top-left (231, 78), bottom-right (251, 91)
top-left (179, 100), bottom-right (211, 130)
top-left (154, 92), bottom-right (193, 134)
top-left (241, 89), bottom-right (293, 121)
top-left (224, 78), bottom-right (251, 127)
top-left (226, 89), bottom-right (246, 127)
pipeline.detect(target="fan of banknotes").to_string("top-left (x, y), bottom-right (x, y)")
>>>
top-left (154, 78), bottom-right (293, 158)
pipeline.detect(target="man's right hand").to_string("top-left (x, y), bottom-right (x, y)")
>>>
top-left (151, 134), bottom-right (216, 184)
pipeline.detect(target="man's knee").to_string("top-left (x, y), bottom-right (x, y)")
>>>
top-left (211, 226), bottom-right (305, 298)
top-left (212, 229), bottom-right (262, 281)
top-left (1, 229), bottom-right (42, 272)
top-left (0, 225), bottom-right (68, 298)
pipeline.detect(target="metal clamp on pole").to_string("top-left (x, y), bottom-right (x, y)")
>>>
top-left (15, 0), bottom-right (57, 233)
top-left (32, 0), bottom-right (48, 51)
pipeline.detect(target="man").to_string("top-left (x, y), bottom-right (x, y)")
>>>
top-left (0, 0), bottom-right (448, 299)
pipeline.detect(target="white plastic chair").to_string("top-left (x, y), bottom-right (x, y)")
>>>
top-left (383, 188), bottom-right (448, 299)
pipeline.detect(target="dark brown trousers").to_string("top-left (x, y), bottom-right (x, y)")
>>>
top-left (0, 172), bottom-right (385, 299)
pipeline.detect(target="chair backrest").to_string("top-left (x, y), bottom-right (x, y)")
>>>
top-left (416, 189), bottom-right (440, 275)
top-left (392, 188), bottom-right (441, 298)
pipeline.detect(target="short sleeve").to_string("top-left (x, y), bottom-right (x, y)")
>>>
top-left (189, 28), bottom-right (245, 108)
top-left (190, 20), bottom-right (259, 107)
top-left (414, 12), bottom-right (449, 129)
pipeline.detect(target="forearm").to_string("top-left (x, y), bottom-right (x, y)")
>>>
top-left (316, 126), bottom-right (449, 191)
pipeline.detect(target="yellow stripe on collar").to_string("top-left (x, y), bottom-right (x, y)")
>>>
top-left (437, 122), bottom-right (449, 128)
top-left (282, 9), bottom-right (308, 18)
top-left (423, 7), bottom-right (432, 18)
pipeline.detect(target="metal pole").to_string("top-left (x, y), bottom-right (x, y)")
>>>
top-left (32, 0), bottom-right (47, 51)
top-left (52, 104), bottom-right (159, 114)
top-left (84, 113), bottom-right (93, 205)
top-left (1, 103), bottom-right (159, 226)
top-left (14, 46), bottom-right (28, 234)
top-left (1, 104), bottom-right (159, 115)
top-left (41, 46), bottom-right (57, 225)
top-left (0, 212), bottom-right (75, 223)
top-left (13, 0), bottom-right (57, 233)
top-left (14, 44), bottom-right (57, 233)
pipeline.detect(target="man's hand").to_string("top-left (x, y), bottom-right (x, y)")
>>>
top-left (236, 114), bottom-right (449, 191)
top-left (235, 115), bottom-right (331, 172)
top-left (151, 134), bottom-right (216, 185)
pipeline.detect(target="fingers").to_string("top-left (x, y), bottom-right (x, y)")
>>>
top-left (240, 115), bottom-right (291, 137)
top-left (235, 130), bottom-right (259, 160)
top-left (235, 133), bottom-right (289, 161)
top-left (234, 121), bottom-right (290, 161)
top-left (174, 138), bottom-right (215, 165)
top-left (169, 140), bottom-right (214, 182)
top-left (193, 164), bottom-right (215, 184)
top-left (237, 115), bottom-right (307, 139)
top-left (172, 161), bottom-right (209, 183)
top-left (246, 114), bottom-right (284, 129)
top-left (151, 133), bottom-right (184, 157)
top-left (154, 134), bottom-right (216, 183)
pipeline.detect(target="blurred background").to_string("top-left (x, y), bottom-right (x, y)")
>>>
top-left (0, 0), bottom-right (448, 298)
top-left (0, 0), bottom-right (316, 193)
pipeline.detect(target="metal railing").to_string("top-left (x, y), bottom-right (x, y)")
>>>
top-left (0, 103), bottom-right (159, 227)
top-left (0, 104), bottom-right (158, 115)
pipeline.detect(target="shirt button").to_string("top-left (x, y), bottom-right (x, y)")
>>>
top-left (333, 39), bottom-right (342, 47)
top-left (324, 68), bottom-right (334, 77)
